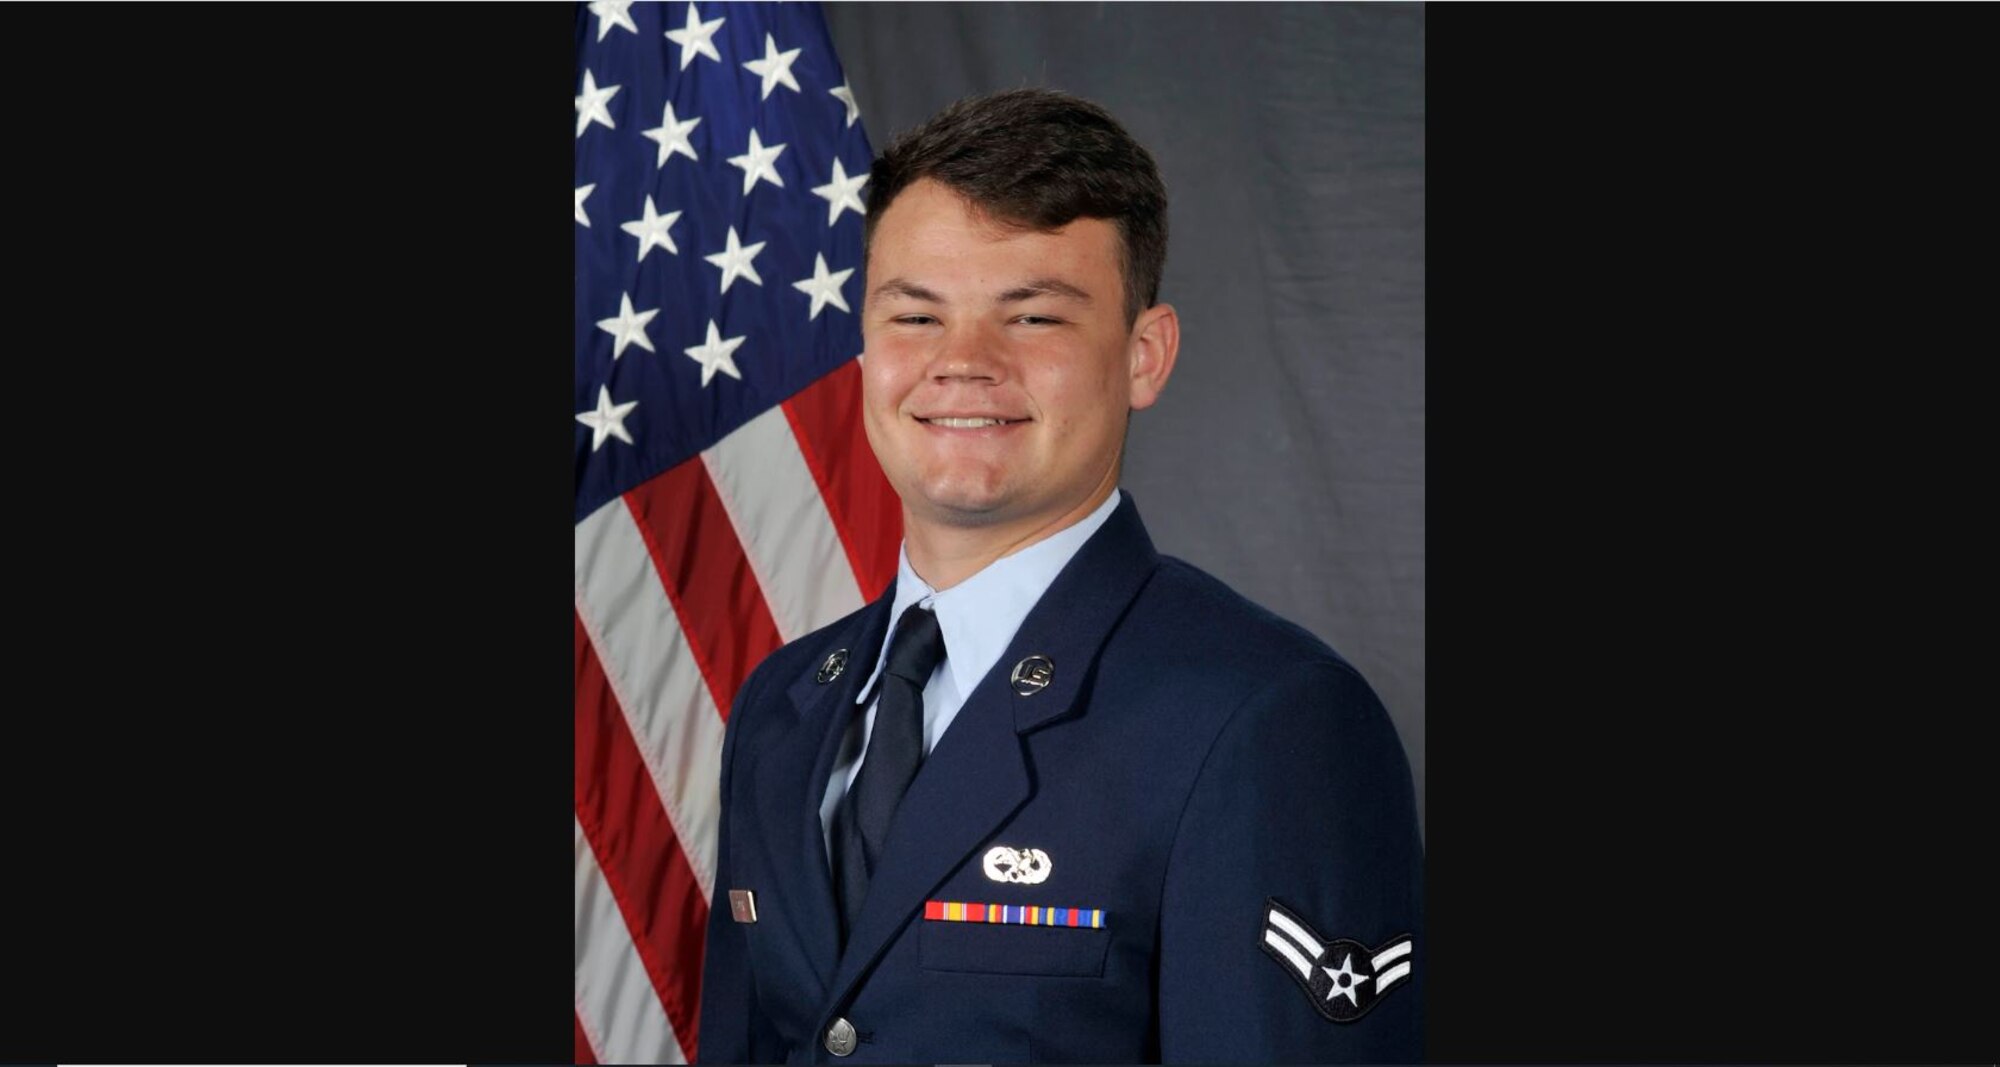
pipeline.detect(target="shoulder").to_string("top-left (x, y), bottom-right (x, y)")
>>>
top-left (1123, 553), bottom-right (1371, 688)
top-left (1099, 555), bottom-right (1400, 762)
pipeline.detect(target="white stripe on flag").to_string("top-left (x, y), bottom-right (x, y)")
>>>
top-left (1263, 928), bottom-right (1313, 978)
top-left (576, 496), bottom-right (726, 899)
top-left (1373, 959), bottom-right (1412, 993)
top-left (576, 818), bottom-right (687, 1064)
top-left (702, 404), bottom-right (865, 641)
top-left (1370, 939), bottom-right (1411, 971)
top-left (1266, 909), bottom-right (1324, 959)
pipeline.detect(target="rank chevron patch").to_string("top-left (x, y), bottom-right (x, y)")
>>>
top-left (1259, 898), bottom-right (1413, 1023)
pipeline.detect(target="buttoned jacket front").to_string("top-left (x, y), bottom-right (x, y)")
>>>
top-left (697, 494), bottom-right (1423, 1064)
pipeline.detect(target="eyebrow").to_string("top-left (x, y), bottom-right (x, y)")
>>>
top-left (869, 277), bottom-right (943, 304)
top-left (868, 276), bottom-right (1094, 306)
top-left (997, 278), bottom-right (1093, 304)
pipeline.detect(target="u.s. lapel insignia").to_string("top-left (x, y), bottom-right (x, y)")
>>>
top-left (981, 845), bottom-right (1052, 884)
top-left (1010, 655), bottom-right (1054, 695)
top-left (727, 889), bottom-right (758, 924)
top-left (815, 648), bottom-right (848, 684)
top-left (1259, 898), bottom-right (1412, 1023)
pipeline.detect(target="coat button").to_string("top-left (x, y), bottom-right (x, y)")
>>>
top-left (824, 1016), bottom-right (857, 1057)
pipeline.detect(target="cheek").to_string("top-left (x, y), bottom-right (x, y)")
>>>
top-left (1026, 348), bottom-right (1127, 435)
top-left (859, 354), bottom-right (908, 414)
top-left (862, 336), bottom-right (928, 403)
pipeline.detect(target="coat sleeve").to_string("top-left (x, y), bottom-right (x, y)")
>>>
top-left (695, 667), bottom-right (788, 1065)
top-left (1157, 656), bottom-right (1424, 1062)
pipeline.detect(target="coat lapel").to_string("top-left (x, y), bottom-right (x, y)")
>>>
top-left (748, 593), bottom-right (893, 998)
top-left (825, 494), bottom-right (1162, 1006)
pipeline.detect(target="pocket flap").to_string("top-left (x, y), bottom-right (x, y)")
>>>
top-left (919, 919), bottom-right (1111, 977)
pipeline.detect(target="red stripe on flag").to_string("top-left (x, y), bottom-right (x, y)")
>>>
top-left (575, 1011), bottom-right (598, 1065)
top-left (782, 359), bottom-right (902, 600)
top-left (576, 610), bottom-right (706, 1061)
top-left (625, 458), bottom-right (786, 718)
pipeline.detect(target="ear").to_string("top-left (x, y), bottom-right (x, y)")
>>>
top-left (1126, 302), bottom-right (1180, 411)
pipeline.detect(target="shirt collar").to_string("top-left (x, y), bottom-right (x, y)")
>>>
top-left (856, 488), bottom-right (1125, 705)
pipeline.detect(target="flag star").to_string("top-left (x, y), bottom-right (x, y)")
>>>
top-left (576, 385), bottom-right (639, 451)
top-left (683, 319), bottom-right (747, 387)
top-left (642, 101), bottom-right (701, 167)
top-left (588, 0), bottom-right (637, 41)
top-left (575, 183), bottom-right (596, 227)
top-left (792, 254), bottom-right (855, 320)
top-left (663, 1), bottom-right (725, 71)
top-left (811, 158), bottom-right (869, 226)
top-left (726, 128), bottom-right (787, 195)
top-left (620, 196), bottom-right (682, 261)
top-left (741, 32), bottom-right (802, 100)
top-left (595, 292), bottom-right (660, 359)
top-left (702, 226), bottom-right (766, 293)
top-left (1320, 953), bottom-right (1369, 1008)
top-left (574, 69), bottom-right (620, 138)
top-left (829, 79), bottom-right (861, 128)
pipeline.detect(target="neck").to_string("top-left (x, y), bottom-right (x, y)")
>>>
top-left (903, 469), bottom-right (1119, 592)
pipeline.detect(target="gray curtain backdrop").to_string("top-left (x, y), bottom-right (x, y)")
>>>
top-left (823, 2), bottom-right (1425, 831)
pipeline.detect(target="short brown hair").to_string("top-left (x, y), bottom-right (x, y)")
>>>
top-left (864, 88), bottom-right (1169, 325)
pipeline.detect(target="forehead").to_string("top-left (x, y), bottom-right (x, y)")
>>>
top-left (869, 179), bottom-right (1120, 287)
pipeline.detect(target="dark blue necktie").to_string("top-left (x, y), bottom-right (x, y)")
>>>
top-left (832, 605), bottom-right (946, 942)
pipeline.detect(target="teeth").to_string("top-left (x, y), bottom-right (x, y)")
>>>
top-left (929, 417), bottom-right (1009, 428)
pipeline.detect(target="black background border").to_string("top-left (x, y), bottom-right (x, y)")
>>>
top-left (17, 4), bottom-right (1989, 1064)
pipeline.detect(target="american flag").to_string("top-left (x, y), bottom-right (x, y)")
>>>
top-left (573, 3), bottom-right (898, 1061)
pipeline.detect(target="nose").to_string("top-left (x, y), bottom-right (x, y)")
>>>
top-left (925, 321), bottom-right (1006, 384)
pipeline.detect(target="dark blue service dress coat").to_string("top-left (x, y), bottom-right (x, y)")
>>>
top-left (697, 493), bottom-right (1423, 1064)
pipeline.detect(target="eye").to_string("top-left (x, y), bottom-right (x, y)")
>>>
top-left (1013, 315), bottom-right (1064, 326)
top-left (893, 313), bottom-right (939, 326)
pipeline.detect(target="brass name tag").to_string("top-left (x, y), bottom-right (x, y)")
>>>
top-left (728, 889), bottom-right (758, 924)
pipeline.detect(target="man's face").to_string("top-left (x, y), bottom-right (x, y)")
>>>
top-left (861, 179), bottom-right (1174, 534)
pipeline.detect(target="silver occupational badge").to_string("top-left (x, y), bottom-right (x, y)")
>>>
top-left (982, 845), bottom-right (1053, 884)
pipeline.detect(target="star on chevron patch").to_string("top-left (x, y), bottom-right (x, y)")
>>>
top-left (1259, 898), bottom-right (1413, 1023)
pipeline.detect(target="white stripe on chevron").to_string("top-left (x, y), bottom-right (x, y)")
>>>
top-left (1267, 908), bottom-right (1324, 959)
top-left (1263, 928), bottom-right (1313, 978)
top-left (1370, 939), bottom-right (1412, 971)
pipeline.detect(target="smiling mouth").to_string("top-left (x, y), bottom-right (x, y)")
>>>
top-left (918, 416), bottom-right (1027, 428)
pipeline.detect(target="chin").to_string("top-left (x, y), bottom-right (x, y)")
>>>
top-left (911, 476), bottom-right (1018, 526)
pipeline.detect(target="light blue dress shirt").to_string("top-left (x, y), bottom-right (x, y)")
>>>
top-left (818, 488), bottom-right (1125, 860)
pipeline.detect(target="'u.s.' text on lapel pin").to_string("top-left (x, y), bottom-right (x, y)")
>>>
top-left (728, 889), bottom-right (758, 923)
top-left (1259, 898), bottom-right (1412, 1023)
top-left (1010, 655), bottom-right (1054, 695)
top-left (816, 648), bottom-right (848, 684)
top-left (982, 845), bottom-right (1052, 884)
